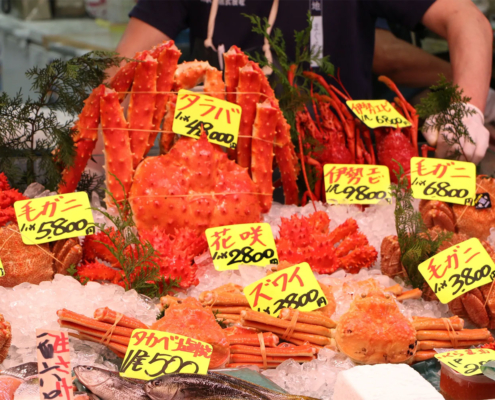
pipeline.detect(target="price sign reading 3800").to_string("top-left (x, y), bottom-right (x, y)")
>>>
top-left (120, 330), bottom-right (212, 381)
top-left (173, 89), bottom-right (242, 149)
top-left (205, 223), bottom-right (279, 271)
top-left (410, 157), bottom-right (476, 205)
top-left (435, 349), bottom-right (495, 376)
top-left (244, 263), bottom-right (327, 317)
top-left (14, 192), bottom-right (95, 245)
top-left (418, 238), bottom-right (495, 304)
top-left (324, 164), bottom-right (391, 205)
top-left (346, 100), bottom-right (412, 129)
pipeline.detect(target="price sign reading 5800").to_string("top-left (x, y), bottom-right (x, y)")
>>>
top-left (173, 89), bottom-right (242, 149)
top-left (14, 192), bottom-right (95, 245)
top-left (324, 164), bottom-right (391, 205)
top-left (410, 157), bottom-right (476, 205)
top-left (346, 99), bottom-right (412, 129)
top-left (205, 223), bottom-right (279, 271)
top-left (418, 238), bottom-right (495, 304)
top-left (244, 263), bottom-right (327, 317)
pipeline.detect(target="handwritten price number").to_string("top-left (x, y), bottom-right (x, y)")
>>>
top-left (21, 218), bottom-right (94, 241)
top-left (375, 115), bottom-right (405, 125)
top-left (174, 112), bottom-right (236, 148)
top-left (272, 289), bottom-right (327, 315)
top-left (212, 246), bottom-right (276, 266)
top-left (122, 349), bottom-right (201, 377)
top-left (421, 181), bottom-right (469, 199)
top-left (326, 184), bottom-right (387, 202)
top-left (450, 265), bottom-right (495, 296)
top-left (436, 349), bottom-right (495, 376)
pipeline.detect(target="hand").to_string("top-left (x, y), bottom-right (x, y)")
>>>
top-left (423, 103), bottom-right (489, 164)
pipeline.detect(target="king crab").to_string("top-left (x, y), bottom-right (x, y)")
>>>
top-left (58, 42), bottom-right (299, 232)
top-left (0, 314), bottom-right (11, 364)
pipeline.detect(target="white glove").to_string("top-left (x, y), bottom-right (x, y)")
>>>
top-left (423, 103), bottom-right (489, 165)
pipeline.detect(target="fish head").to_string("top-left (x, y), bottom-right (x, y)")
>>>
top-left (74, 366), bottom-right (112, 389)
top-left (145, 377), bottom-right (178, 400)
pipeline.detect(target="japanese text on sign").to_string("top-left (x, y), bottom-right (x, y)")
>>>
top-left (418, 238), bottom-right (495, 304)
top-left (14, 192), bottom-right (95, 245)
top-left (173, 90), bottom-right (242, 149)
top-left (120, 330), bottom-right (212, 380)
top-left (205, 223), bottom-right (279, 271)
top-left (244, 262), bottom-right (327, 317)
top-left (435, 348), bottom-right (495, 376)
top-left (410, 157), bottom-right (476, 206)
top-left (346, 100), bottom-right (412, 129)
top-left (36, 329), bottom-right (74, 400)
top-left (324, 164), bottom-right (391, 204)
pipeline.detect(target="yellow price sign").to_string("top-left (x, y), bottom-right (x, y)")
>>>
top-left (173, 89), bottom-right (242, 149)
top-left (0, 258), bottom-right (4, 277)
top-left (410, 157), bottom-right (476, 206)
top-left (243, 262), bottom-right (327, 317)
top-left (205, 223), bottom-right (279, 271)
top-left (346, 100), bottom-right (412, 129)
top-left (418, 238), bottom-right (495, 304)
top-left (435, 348), bottom-right (495, 376)
top-left (324, 164), bottom-right (391, 204)
top-left (120, 329), bottom-right (212, 380)
top-left (13, 192), bottom-right (95, 245)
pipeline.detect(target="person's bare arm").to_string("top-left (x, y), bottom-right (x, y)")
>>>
top-left (107, 17), bottom-right (171, 79)
top-left (421, 0), bottom-right (492, 111)
top-left (373, 28), bottom-right (452, 87)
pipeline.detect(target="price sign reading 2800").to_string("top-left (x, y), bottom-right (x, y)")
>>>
top-left (14, 192), bottom-right (95, 245)
top-left (418, 238), bottom-right (495, 304)
top-left (346, 100), bottom-right (412, 129)
top-left (410, 157), bottom-right (476, 205)
top-left (173, 89), bottom-right (242, 149)
top-left (324, 164), bottom-right (391, 204)
top-left (205, 223), bottom-right (279, 271)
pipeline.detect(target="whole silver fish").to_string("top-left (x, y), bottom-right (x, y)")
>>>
top-left (0, 363), bottom-right (38, 380)
top-left (74, 366), bottom-right (148, 400)
top-left (146, 373), bottom-right (319, 400)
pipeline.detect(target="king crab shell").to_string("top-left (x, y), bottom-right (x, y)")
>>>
top-left (0, 314), bottom-right (11, 364)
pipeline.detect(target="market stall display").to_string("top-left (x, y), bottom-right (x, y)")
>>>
top-left (0, 35), bottom-right (495, 400)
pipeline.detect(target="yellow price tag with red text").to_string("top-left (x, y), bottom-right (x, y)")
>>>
top-left (410, 157), bottom-right (476, 205)
top-left (14, 192), bottom-right (95, 245)
top-left (205, 223), bottom-right (279, 271)
top-left (418, 238), bottom-right (495, 304)
top-left (120, 330), bottom-right (212, 380)
top-left (0, 259), bottom-right (4, 278)
top-left (346, 99), bottom-right (412, 129)
top-left (324, 164), bottom-right (391, 204)
top-left (435, 348), bottom-right (495, 376)
top-left (173, 89), bottom-right (241, 149)
top-left (243, 262), bottom-right (327, 317)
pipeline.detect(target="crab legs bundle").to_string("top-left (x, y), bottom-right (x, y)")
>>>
top-left (58, 42), bottom-right (299, 229)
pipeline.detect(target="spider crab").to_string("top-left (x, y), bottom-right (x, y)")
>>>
top-left (58, 42), bottom-right (299, 233)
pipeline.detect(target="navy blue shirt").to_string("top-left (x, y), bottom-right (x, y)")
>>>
top-left (130, 0), bottom-right (435, 99)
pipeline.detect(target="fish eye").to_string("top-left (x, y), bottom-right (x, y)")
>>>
top-left (84, 366), bottom-right (93, 371)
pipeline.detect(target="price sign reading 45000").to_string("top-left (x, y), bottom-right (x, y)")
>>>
top-left (173, 90), bottom-right (242, 149)
top-left (418, 238), bottom-right (495, 304)
top-left (14, 192), bottom-right (95, 245)
top-left (205, 223), bottom-right (279, 271)
top-left (324, 164), bottom-right (391, 205)
top-left (435, 348), bottom-right (495, 376)
top-left (346, 100), bottom-right (412, 129)
top-left (120, 330), bottom-right (212, 381)
top-left (244, 263), bottom-right (327, 318)
top-left (410, 157), bottom-right (476, 205)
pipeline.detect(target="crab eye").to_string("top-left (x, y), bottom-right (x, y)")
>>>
top-left (153, 381), bottom-right (161, 386)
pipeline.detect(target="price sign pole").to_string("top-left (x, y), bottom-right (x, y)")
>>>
top-left (324, 164), bottom-right (391, 204)
top-left (410, 157), bottom-right (476, 205)
top-left (205, 223), bottom-right (279, 271)
top-left (244, 262), bottom-right (327, 317)
top-left (418, 238), bottom-right (495, 304)
top-left (14, 192), bottom-right (95, 245)
top-left (120, 330), bottom-right (212, 380)
top-left (436, 349), bottom-right (495, 376)
top-left (346, 99), bottom-right (412, 129)
top-left (173, 90), bottom-right (242, 149)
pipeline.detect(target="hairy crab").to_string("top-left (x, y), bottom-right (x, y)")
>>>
top-left (0, 224), bottom-right (82, 287)
top-left (58, 42), bottom-right (299, 231)
top-left (0, 314), bottom-right (11, 364)
top-left (0, 173), bottom-right (27, 228)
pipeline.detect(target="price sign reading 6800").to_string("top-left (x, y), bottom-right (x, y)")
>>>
top-left (14, 192), bottom-right (95, 245)
top-left (346, 99), bottom-right (412, 129)
top-left (173, 89), bottom-right (242, 149)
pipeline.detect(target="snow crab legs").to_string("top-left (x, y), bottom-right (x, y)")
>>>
top-left (58, 42), bottom-right (299, 221)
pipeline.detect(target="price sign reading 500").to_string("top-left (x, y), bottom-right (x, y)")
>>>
top-left (14, 192), bottom-right (95, 245)
top-left (346, 99), bottom-right (412, 129)
top-left (324, 164), bottom-right (391, 205)
top-left (410, 157), bottom-right (476, 205)
top-left (173, 90), bottom-right (242, 149)
top-left (418, 238), bottom-right (495, 304)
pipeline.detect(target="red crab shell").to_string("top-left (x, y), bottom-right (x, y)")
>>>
top-left (0, 173), bottom-right (28, 227)
top-left (376, 130), bottom-right (416, 183)
top-left (129, 135), bottom-right (261, 235)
